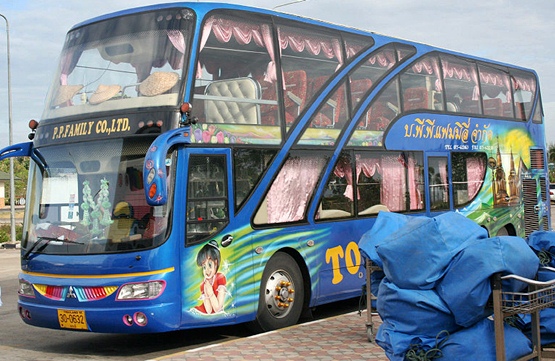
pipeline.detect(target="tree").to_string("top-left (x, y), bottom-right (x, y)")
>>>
top-left (549, 142), bottom-right (555, 164)
top-left (548, 142), bottom-right (555, 183)
top-left (0, 158), bottom-right (29, 202)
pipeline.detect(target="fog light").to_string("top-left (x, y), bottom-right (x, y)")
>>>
top-left (25, 310), bottom-right (31, 319)
top-left (133, 312), bottom-right (148, 326)
top-left (123, 314), bottom-right (133, 326)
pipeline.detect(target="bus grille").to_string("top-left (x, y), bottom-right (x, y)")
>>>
top-left (530, 149), bottom-right (545, 169)
top-left (33, 284), bottom-right (118, 302)
top-left (523, 178), bottom-right (539, 237)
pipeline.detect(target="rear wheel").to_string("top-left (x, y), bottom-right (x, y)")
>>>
top-left (251, 252), bottom-right (304, 332)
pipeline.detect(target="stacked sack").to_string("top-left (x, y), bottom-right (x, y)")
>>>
top-left (358, 212), bottom-right (539, 360)
top-left (518, 231), bottom-right (555, 345)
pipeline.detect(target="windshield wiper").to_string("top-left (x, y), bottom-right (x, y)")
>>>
top-left (22, 236), bottom-right (84, 260)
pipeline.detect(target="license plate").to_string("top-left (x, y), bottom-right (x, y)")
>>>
top-left (57, 309), bottom-right (88, 330)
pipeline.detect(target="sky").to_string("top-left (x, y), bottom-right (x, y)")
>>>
top-left (0, 0), bottom-right (554, 148)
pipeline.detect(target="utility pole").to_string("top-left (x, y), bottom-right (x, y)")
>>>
top-left (0, 13), bottom-right (16, 244)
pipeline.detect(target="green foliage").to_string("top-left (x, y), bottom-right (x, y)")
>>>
top-left (0, 224), bottom-right (23, 243)
top-left (549, 143), bottom-right (555, 183)
top-left (0, 157), bottom-right (29, 204)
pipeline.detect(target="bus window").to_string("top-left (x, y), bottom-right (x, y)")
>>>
top-left (317, 153), bottom-right (354, 220)
top-left (356, 151), bottom-right (424, 214)
top-left (428, 157), bottom-right (450, 210)
top-left (532, 95), bottom-right (543, 123)
top-left (186, 155), bottom-right (229, 245)
top-left (277, 23), bottom-right (343, 127)
top-left (233, 148), bottom-right (277, 210)
top-left (306, 78), bottom-right (348, 129)
top-left (350, 44), bottom-right (414, 130)
top-left (452, 152), bottom-right (487, 207)
top-left (478, 64), bottom-right (512, 118)
top-left (366, 79), bottom-right (400, 131)
top-left (343, 34), bottom-right (374, 61)
top-left (510, 69), bottom-right (537, 121)
top-left (400, 54), bottom-right (440, 112)
top-left (254, 151), bottom-right (329, 225)
top-left (192, 13), bottom-right (279, 131)
top-left (349, 44), bottom-right (415, 119)
top-left (298, 79), bottom-right (348, 146)
top-left (441, 55), bottom-right (481, 115)
top-left (43, 10), bottom-right (192, 120)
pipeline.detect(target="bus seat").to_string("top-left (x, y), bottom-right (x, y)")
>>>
top-left (308, 75), bottom-right (346, 127)
top-left (351, 79), bottom-right (373, 128)
top-left (368, 101), bottom-right (392, 131)
top-left (483, 98), bottom-right (503, 117)
top-left (403, 87), bottom-right (429, 111)
top-left (283, 70), bottom-right (308, 124)
top-left (351, 79), bottom-right (372, 105)
top-left (204, 77), bottom-right (261, 124)
top-left (502, 102), bottom-right (515, 118)
top-left (358, 204), bottom-right (389, 215)
top-left (318, 209), bottom-right (351, 219)
top-left (515, 102), bottom-right (528, 120)
top-left (257, 76), bottom-right (280, 125)
top-left (253, 197), bottom-right (268, 224)
top-left (109, 201), bottom-right (139, 243)
top-left (459, 98), bottom-right (480, 114)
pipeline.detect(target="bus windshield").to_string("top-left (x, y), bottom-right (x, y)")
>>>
top-left (42, 8), bottom-right (194, 120)
top-left (22, 138), bottom-right (173, 256)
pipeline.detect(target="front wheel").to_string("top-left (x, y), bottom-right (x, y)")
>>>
top-left (251, 252), bottom-right (305, 332)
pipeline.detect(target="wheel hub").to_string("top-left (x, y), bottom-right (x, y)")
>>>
top-left (264, 270), bottom-right (295, 318)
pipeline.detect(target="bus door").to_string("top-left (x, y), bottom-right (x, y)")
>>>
top-left (180, 148), bottom-right (238, 324)
top-left (426, 154), bottom-right (451, 213)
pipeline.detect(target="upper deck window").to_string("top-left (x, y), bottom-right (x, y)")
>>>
top-left (440, 55), bottom-right (481, 115)
top-left (43, 8), bottom-right (194, 120)
top-left (510, 69), bottom-right (537, 121)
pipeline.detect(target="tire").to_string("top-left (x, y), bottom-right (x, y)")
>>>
top-left (251, 252), bottom-right (305, 332)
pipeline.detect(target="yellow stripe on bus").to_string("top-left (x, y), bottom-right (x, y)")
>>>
top-left (21, 267), bottom-right (175, 279)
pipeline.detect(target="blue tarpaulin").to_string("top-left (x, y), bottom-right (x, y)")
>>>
top-left (359, 212), bottom-right (541, 360)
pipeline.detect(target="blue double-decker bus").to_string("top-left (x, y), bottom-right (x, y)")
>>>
top-left (0, 2), bottom-right (547, 333)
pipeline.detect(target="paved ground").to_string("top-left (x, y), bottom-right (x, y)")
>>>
top-left (149, 311), bottom-right (387, 361)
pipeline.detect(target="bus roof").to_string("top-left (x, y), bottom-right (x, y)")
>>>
top-left (68, 1), bottom-right (536, 75)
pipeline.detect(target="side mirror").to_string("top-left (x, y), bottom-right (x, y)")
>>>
top-left (143, 127), bottom-right (190, 206)
top-left (0, 142), bottom-right (33, 161)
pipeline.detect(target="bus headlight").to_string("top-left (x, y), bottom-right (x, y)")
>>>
top-left (116, 281), bottom-right (165, 300)
top-left (18, 279), bottom-right (35, 298)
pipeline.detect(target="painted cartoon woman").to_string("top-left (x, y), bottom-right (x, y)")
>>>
top-left (195, 240), bottom-right (227, 314)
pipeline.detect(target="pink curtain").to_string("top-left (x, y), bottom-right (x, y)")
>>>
top-left (380, 155), bottom-right (405, 211)
top-left (197, 17), bottom-right (275, 80)
top-left (345, 42), bottom-right (362, 59)
top-left (367, 49), bottom-right (397, 69)
top-left (438, 158), bottom-right (448, 202)
top-left (479, 68), bottom-right (511, 101)
top-left (60, 48), bottom-right (83, 85)
top-left (266, 156), bottom-right (327, 223)
top-left (466, 157), bottom-right (485, 200)
top-left (412, 56), bottom-right (442, 91)
top-left (344, 42), bottom-right (397, 68)
top-left (334, 155), bottom-right (380, 201)
top-left (513, 75), bottom-right (536, 93)
top-left (442, 59), bottom-right (480, 100)
top-left (332, 153), bottom-right (422, 211)
top-left (278, 28), bottom-right (342, 64)
top-left (167, 30), bottom-right (186, 70)
top-left (407, 156), bottom-right (422, 209)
